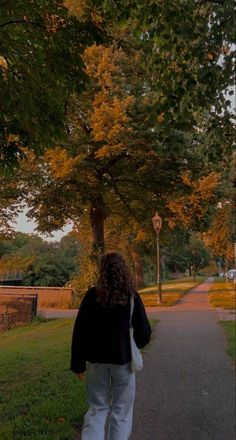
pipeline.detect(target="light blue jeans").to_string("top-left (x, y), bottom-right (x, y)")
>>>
top-left (81, 362), bottom-right (136, 440)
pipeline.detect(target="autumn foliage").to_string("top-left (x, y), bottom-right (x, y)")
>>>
top-left (1, 0), bottom-right (235, 293)
top-left (167, 171), bottom-right (220, 229)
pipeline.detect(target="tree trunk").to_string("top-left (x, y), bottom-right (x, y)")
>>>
top-left (189, 263), bottom-right (192, 276)
top-left (133, 250), bottom-right (143, 289)
top-left (89, 194), bottom-right (106, 265)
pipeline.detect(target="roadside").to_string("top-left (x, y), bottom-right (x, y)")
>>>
top-left (221, 321), bottom-right (236, 363)
top-left (208, 278), bottom-right (235, 322)
top-left (216, 308), bottom-right (235, 321)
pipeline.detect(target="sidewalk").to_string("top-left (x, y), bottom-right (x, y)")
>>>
top-left (37, 308), bottom-right (78, 319)
top-left (131, 278), bottom-right (235, 440)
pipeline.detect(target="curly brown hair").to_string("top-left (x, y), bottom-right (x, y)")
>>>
top-left (95, 252), bottom-right (135, 306)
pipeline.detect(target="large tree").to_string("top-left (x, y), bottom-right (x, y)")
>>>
top-left (201, 155), bottom-right (235, 268)
top-left (20, 38), bottom-right (191, 258)
top-left (1, 0), bottom-right (235, 274)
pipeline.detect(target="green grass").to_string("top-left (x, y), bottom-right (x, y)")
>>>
top-left (221, 321), bottom-right (236, 363)
top-left (139, 276), bottom-right (205, 306)
top-left (0, 319), bottom-right (87, 440)
top-left (0, 317), bottom-right (157, 440)
top-left (209, 279), bottom-right (236, 309)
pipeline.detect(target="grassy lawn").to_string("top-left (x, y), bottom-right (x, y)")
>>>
top-left (0, 317), bottom-right (157, 440)
top-left (221, 321), bottom-right (236, 363)
top-left (0, 318), bottom-right (87, 440)
top-left (209, 279), bottom-right (236, 309)
top-left (139, 276), bottom-right (205, 307)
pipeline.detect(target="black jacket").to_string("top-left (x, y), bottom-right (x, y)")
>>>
top-left (70, 287), bottom-right (151, 374)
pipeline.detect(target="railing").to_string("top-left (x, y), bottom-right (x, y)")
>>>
top-left (0, 271), bottom-right (24, 282)
top-left (0, 293), bottom-right (38, 331)
top-left (0, 286), bottom-right (74, 308)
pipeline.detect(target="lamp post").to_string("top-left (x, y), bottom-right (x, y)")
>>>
top-left (152, 212), bottom-right (163, 304)
top-left (192, 249), bottom-right (196, 281)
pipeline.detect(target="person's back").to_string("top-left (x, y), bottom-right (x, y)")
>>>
top-left (71, 252), bottom-right (151, 440)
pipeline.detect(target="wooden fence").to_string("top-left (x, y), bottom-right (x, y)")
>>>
top-left (0, 286), bottom-right (75, 309)
top-left (0, 293), bottom-right (38, 331)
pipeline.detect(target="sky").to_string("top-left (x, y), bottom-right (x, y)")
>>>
top-left (14, 209), bottom-right (73, 242)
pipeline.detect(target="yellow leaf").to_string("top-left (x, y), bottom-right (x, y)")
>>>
top-left (157, 113), bottom-right (164, 123)
top-left (206, 52), bottom-right (216, 61)
top-left (0, 55), bottom-right (8, 70)
top-left (95, 143), bottom-right (124, 159)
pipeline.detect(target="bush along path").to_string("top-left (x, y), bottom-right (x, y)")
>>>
top-left (131, 278), bottom-right (235, 440)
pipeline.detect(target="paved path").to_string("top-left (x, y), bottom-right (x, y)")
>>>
top-left (131, 278), bottom-right (235, 440)
top-left (37, 308), bottom-right (78, 319)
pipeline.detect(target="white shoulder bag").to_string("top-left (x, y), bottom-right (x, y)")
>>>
top-left (129, 295), bottom-right (143, 372)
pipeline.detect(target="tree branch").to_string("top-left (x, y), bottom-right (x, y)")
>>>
top-left (218, 16), bottom-right (232, 28)
top-left (76, 110), bottom-right (91, 135)
top-left (0, 19), bottom-right (46, 30)
top-left (105, 170), bottom-right (143, 222)
top-left (196, 0), bottom-right (225, 4)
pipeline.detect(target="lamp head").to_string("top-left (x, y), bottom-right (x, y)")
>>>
top-left (152, 212), bottom-right (162, 233)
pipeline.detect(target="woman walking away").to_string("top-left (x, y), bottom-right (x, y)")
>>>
top-left (71, 251), bottom-right (151, 440)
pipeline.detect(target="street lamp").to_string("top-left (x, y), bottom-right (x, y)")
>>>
top-left (192, 249), bottom-right (196, 281)
top-left (152, 212), bottom-right (163, 304)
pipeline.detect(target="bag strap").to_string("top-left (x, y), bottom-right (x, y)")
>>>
top-left (130, 295), bottom-right (134, 327)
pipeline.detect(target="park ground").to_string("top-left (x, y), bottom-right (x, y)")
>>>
top-left (0, 277), bottom-right (235, 440)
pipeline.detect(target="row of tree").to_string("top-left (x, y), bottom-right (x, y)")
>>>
top-left (0, 1), bottom-right (235, 293)
top-left (0, 232), bottom-right (80, 286)
top-left (0, 230), bottom-right (213, 289)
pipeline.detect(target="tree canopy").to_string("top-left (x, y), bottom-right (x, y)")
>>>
top-left (0, 0), bottom-right (104, 168)
top-left (1, 0), bottom-right (235, 289)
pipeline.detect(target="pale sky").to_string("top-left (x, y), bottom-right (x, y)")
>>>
top-left (14, 209), bottom-right (73, 242)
